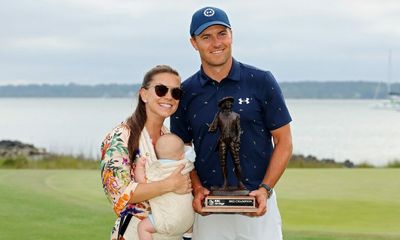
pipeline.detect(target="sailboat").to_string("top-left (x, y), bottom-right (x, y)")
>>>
top-left (372, 50), bottom-right (400, 111)
top-left (387, 91), bottom-right (400, 109)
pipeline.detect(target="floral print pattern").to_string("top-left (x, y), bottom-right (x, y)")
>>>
top-left (100, 123), bottom-right (151, 239)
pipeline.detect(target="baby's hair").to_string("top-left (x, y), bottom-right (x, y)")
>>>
top-left (155, 133), bottom-right (185, 160)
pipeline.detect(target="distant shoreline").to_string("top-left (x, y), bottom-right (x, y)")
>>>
top-left (1, 81), bottom-right (399, 99)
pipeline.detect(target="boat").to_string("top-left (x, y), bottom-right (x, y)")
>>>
top-left (372, 50), bottom-right (400, 111)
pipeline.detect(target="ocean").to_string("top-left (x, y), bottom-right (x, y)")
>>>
top-left (1, 98), bottom-right (399, 166)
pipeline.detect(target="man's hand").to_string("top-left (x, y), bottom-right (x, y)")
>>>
top-left (245, 188), bottom-right (268, 217)
top-left (192, 185), bottom-right (210, 216)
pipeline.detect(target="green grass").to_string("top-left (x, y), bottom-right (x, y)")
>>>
top-left (278, 169), bottom-right (400, 239)
top-left (387, 160), bottom-right (400, 168)
top-left (0, 170), bottom-right (115, 240)
top-left (0, 155), bottom-right (99, 169)
top-left (1, 169), bottom-right (399, 240)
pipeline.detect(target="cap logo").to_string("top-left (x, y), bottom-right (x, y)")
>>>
top-left (203, 8), bottom-right (215, 17)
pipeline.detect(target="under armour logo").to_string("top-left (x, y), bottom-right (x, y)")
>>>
top-left (238, 98), bottom-right (250, 104)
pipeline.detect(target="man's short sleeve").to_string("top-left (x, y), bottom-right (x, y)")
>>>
top-left (261, 71), bottom-right (292, 130)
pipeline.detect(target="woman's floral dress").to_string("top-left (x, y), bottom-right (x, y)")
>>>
top-left (100, 123), bottom-right (151, 239)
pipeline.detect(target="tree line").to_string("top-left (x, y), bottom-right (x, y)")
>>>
top-left (0, 81), bottom-right (399, 99)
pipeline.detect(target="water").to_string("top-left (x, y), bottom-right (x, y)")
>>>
top-left (288, 99), bottom-right (400, 165)
top-left (0, 98), bottom-right (135, 158)
top-left (1, 98), bottom-right (399, 166)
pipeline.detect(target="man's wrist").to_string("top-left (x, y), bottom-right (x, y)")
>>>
top-left (259, 183), bottom-right (273, 199)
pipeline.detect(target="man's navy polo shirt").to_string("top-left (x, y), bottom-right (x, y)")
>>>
top-left (171, 58), bottom-right (292, 191)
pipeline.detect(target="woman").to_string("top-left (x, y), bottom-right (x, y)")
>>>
top-left (100, 65), bottom-right (192, 240)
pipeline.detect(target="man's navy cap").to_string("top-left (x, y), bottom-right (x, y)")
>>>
top-left (190, 7), bottom-right (231, 36)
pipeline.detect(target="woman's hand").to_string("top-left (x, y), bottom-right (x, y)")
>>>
top-left (166, 164), bottom-right (192, 194)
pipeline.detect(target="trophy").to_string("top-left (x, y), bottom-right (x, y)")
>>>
top-left (203, 96), bottom-right (257, 213)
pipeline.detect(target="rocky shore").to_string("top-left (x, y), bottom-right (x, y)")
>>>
top-left (0, 140), bottom-right (98, 169)
top-left (0, 140), bottom-right (47, 159)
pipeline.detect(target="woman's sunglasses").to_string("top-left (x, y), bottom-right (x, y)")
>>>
top-left (149, 84), bottom-right (183, 100)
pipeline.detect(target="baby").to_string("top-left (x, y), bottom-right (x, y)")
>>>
top-left (135, 133), bottom-right (195, 240)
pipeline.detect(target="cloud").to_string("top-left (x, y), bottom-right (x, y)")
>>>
top-left (0, 0), bottom-right (399, 84)
top-left (2, 36), bottom-right (85, 50)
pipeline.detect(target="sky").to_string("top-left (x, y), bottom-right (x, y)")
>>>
top-left (1, 0), bottom-right (400, 85)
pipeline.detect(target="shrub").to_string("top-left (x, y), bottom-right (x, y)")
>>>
top-left (288, 154), bottom-right (345, 168)
top-left (1, 156), bottom-right (29, 168)
top-left (386, 160), bottom-right (400, 168)
top-left (356, 162), bottom-right (375, 168)
top-left (0, 154), bottom-right (98, 169)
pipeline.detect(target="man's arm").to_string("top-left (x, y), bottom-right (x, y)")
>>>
top-left (262, 123), bottom-right (293, 188)
top-left (190, 170), bottom-right (210, 216)
top-left (248, 123), bottom-right (292, 216)
top-left (183, 142), bottom-right (210, 215)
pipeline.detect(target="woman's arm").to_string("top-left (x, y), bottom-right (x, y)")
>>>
top-left (100, 124), bottom-right (191, 215)
top-left (101, 124), bottom-right (138, 215)
top-left (130, 164), bottom-right (191, 203)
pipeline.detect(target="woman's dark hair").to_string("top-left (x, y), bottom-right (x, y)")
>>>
top-left (126, 65), bottom-right (180, 162)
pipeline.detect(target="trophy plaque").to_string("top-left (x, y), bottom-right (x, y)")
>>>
top-left (202, 96), bottom-right (257, 213)
top-left (203, 192), bottom-right (256, 213)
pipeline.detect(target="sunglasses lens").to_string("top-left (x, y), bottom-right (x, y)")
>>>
top-left (171, 88), bottom-right (183, 100)
top-left (154, 85), bottom-right (168, 97)
top-left (153, 84), bottom-right (182, 100)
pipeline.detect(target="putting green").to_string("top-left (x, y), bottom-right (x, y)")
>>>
top-left (0, 169), bottom-right (399, 240)
top-left (0, 170), bottom-right (114, 240)
top-left (278, 169), bottom-right (400, 239)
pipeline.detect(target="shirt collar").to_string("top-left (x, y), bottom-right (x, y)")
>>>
top-left (199, 58), bottom-right (241, 86)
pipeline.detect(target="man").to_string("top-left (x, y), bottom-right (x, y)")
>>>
top-left (171, 6), bottom-right (292, 240)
